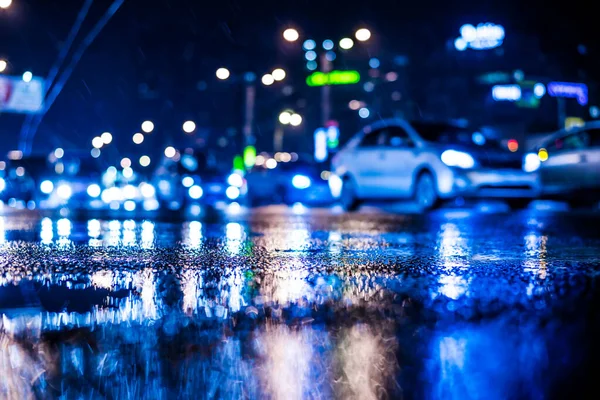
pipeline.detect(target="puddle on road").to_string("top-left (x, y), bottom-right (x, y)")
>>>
top-left (0, 215), bottom-right (599, 399)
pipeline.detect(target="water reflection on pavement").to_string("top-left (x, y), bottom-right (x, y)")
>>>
top-left (0, 208), bottom-right (599, 399)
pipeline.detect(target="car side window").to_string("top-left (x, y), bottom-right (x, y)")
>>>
top-left (359, 129), bottom-right (384, 148)
top-left (550, 131), bottom-right (589, 151)
top-left (381, 126), bottom-right (412, 147)
top-left (585, 128), bottom-right (600, 147)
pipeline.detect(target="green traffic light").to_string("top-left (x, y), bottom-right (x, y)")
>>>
top-left (306, 70), bottom-right (360, 87)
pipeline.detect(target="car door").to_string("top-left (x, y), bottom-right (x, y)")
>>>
top-left (377, 125), bottom-right (419, 197)
top-left (352, 128), bottom-right (389, 197)
top-left (540, 130), bottom-right (589, 192)
top-left (579, 128), bottom-right (600, 189)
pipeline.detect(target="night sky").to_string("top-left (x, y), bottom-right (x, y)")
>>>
top-left (0, 0), bottom-right (597, 160)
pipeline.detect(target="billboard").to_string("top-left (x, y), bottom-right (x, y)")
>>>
top-left (0, 75), bottom-right (44, 113)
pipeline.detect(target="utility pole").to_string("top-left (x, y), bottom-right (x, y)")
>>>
top-left (243, 83), bottom-right (256, 146)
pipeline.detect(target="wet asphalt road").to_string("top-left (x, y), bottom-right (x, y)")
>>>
top-left (1, 206), bottom-right (600, 399)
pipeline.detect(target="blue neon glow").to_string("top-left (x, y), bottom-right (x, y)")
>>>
top-left (547, 82), bottom-right (588, 105)
top-left (303, 39), bottom-right (316, 51)
top-left (533, 83), bottom-right (546, 98)
top-left (369, 58), bottom-right (380, 68)
top-left (305, 51), bottom-right (317, 61)
top-left (472, 132), bottom-right (486, 146)
top-left (492, 85), bottom-right (521, 101)
top-left (322, 39), bottom-right (334, 50)
top-left (457, 23), bottom-right (505, 50)
top-left (292, 174), bottom-right (311, 189)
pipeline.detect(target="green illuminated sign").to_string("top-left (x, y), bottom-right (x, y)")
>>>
top-left (306, 70), bottom-right (360, 87)
top-left (243, 145), bottom-right (256, 169)
top-left (233, 155), bottom-right (244, 172)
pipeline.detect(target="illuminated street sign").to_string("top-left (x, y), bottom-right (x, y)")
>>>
top-left (0, 75), bottom-right (44, 113)
top-left (306, 70), bottom-right (360, 87)
top-left (454, 23), bottom-right (505, 51)
top-left (547, 82), bottom-right (588, 105)
top-left (492, 84), bottom-right (521, 101)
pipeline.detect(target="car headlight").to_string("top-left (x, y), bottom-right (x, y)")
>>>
top-left (40, 180), bottom-right (54, 194)
top-left (441, 150), bottom-right (476, 169)
top-left (523, 152), bottom-right (541, 172)
top-left (56, 183), bottom-right (72, 199)
top-left (292, 174), bottom-right (311, 189)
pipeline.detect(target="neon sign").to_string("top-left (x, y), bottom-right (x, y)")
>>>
top-left (455, 23), bottom-right (505, 51)
top-left (547, 82), bottom-right (588, 105)
top-left (492, 84), bottom-right (521, 101)
top-left (306, 70), bottom-right (360, 87)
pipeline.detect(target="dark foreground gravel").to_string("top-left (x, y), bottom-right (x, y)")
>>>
top-left (1, 207), bottom-right (599, 399)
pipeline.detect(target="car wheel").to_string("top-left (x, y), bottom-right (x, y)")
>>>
top-left (506, 198), bottom-right (531, 210)
top-left (414, 171), bottom-right (439, 210)
top-left (340, 176), bottom-right (360, 211)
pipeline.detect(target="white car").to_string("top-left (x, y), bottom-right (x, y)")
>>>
top-left (330, 119), bottom-right (540, 210)
top-left (533, 121), bottom-right (600, 207)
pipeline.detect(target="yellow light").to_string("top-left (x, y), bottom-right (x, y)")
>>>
top-left (538, 148), bottom-right (548, 162)
top-left (279, 111), bottom-right (291, 124)
top-left (272, 68), bottom-right (286, 81)
top-left (339, 38), bottom-right (354, 49)
top-left (262, 74), bottom-right (274, 85)
top-left (0, 0), bottom-right (12, 10)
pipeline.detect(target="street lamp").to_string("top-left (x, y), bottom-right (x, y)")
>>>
top-left (283, 28), bottom-right (299, 42)
top-left (272, 68), bottom-right (286, 81)
top-left (141, 120), bottom-right (154, 133)
top-left (0, 60), bottom-right (7, 73)
top-left (289, 113), bottom-right (302, 126)
top-left (182, 120), bottom-right (196, 134)
top-left (216, 67), bottom-right (230, 80)
top-left (355, 28), bottom-right (371, 42)
top-left (0, 0), bottom-right (12, 9)
top-left (261, 74), bottom-right (275, 86)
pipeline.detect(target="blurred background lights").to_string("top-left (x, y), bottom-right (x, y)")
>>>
top-left (283, 28), bottom-right (299, 42)
top-left (355, 28), bottom-right (371, 41)
top-left (87, 184), bottom-right (101, 198)
top-left (303, 39), bottom-right (316, 50)
top-left (164, 146), bottom-right (176, 158)
top-left (454, 37), bottom-right (468, 51)
top-left (54, 148), bottom-right (64, 159)
top-left (132, 132), bottom-right (144, 144)
top-left (289, 113), bottom-right (302, 126)
top-left (385, 72), bottom-right (398, 82)
top-left (265, 158), bottom-right (277, 169)
top-left (261, 74), bottom-right (274, 85)
top-left (460, 24), bottom-right (477, 41)
top-left (272, 68), bottom-right (286, 81)
top-left (363, 82), bottom-right (375, 92)
top-left (122, 167), bottom-right (133, 178)
top-left (0, 60), bottom-right (6, 72)
top-left (182, 176), bottom-right (194, 187)
top-left (101, 132), bottom-right (112, 144)
top-left (0, 0), bottom-right (12, 9)
top-left (349, 100), bottom-right (361, 110)
top-left (216, 67), bottom-right (230, 80)
top-left (323, 39), bottom-right (334, 50)
top-left (226, 186), bottom-right (240, 200)
top-left (538, 148), bottom-right (549, 161)
top-left (22, 71), bottom-right (33, 83)
top-left (92, 136), bottom-right (103, 148)
top-left (533, 83), bottom-right (546, 98)
top-left (139, 155), bottom-right (151, 167)
top-left (279, 111), bottom-right (292, 124)
top-left (182, 120), bottom-right (196, 133)
top-left (325, 51), bottom-right (336, 61)
top-left (359, 107), bottom-right (370, 118)
top-left (120, 157), bottom-right (131, 168)
top-left (188, 185), bottom-right (203, 199)
top-left (507, 139), bottom-right (519, 152)
top-left (141, 120), bottom-right (154, 133)
top-left (590, 106), bottom-right (600, 118)
top-left (91, 148), bottom-right (101, 158)
top-left (305, 50), bottom-right (317, 61)
top-left (369, 58), bottom-right (380, 68)
top-left (339, 37), bottom-right (354, 49)
top-left (40, 180), bottom-right (54, 194)
top-left (306, 61), bottom-right (317, 70)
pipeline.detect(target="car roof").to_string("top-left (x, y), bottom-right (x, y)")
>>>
top-left (538, 120), bottom-right (600, 147)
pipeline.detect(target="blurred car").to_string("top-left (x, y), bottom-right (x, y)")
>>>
top-left (245, 159), bottom-right (334, 206)
top-left (531, 122), bottom-right (600, 207)
top-left (331, 119), bottom-right (540, 210)
top-left (153, 150), bottom-right (244, 210)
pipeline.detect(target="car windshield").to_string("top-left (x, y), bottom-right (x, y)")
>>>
top-left (411, 122), bottom-right (501, 148)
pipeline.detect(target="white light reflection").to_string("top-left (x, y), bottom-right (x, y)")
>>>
top-left (87, 219), bottom-right (102, 246)
top-left (56, 218), bottom-right (72, 247)
top-left (181, 270), bottom-right (203, 314)
top-left (328, 231), bottom-right (342, 254)
top-left (226, 222), bottom-right (245, 255)
top-left (436, 222), bottom-right (471, 300)
top-left (523, 231), bottom-right (548, 283)
top-left (123, 219), bottom-right (136, 246)
top-left (184, 221), bottom-right (203, 248)
top-left (141, 221), bottom-right (155, 249)
top-left (91, 270), bottom-right (114, 289)
top-left (136, 269), bottom-right (158, 320)
top-left (106, 220), bottom-right (121, 246)
top-left (40, 217), bottom-right (53, 244)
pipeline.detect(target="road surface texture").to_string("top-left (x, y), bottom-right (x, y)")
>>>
top-left (0, 206), bottom-right (599, 399)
